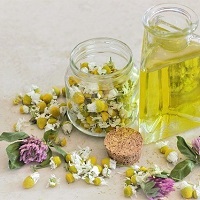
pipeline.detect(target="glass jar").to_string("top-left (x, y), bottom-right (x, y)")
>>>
top-left (65, 38), bottom-right (139, 137)
top-left (139, 4), bottom-right (200, 143)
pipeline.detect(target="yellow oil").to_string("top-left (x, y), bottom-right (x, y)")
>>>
top-left (139, 43), bottom-right (200, 144)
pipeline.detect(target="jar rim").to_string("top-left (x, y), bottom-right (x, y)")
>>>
top-left (143, 3), bottom-right (199, 37)
top-left (69, 37), bottom-right (133, 82)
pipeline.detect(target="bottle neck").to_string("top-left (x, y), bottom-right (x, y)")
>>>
top-left (146, 28), bottom-right (191, 51)
top-left (143, 4), bottom-right (198, 51)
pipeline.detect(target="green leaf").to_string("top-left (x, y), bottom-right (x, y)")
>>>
top-left (0, 132), bottom-right (29, 142)
top-left (170, 159), bottom-right (195, 181)
top-left (141, 181), bottom-right (159, 198)
top-left (52, 144), bottom-right (67, 158)
top-left (33, 148), bottom-right (52, 170)
top-left (43, 130), bottom-right (58, 143)
top-left (177, 136), bottom-right (197, 162)
top-left (144, 181), bottom-right (155, 191)
top-left (155, 173), bottom-right (169, 179)
top-left (6, 142), bottom-right (24, 169)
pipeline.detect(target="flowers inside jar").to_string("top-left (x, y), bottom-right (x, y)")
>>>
top-left (65, 38), bottom-right (139, 137)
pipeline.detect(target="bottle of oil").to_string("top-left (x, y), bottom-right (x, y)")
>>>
top-left (139, 4), bottom-right (200, 143)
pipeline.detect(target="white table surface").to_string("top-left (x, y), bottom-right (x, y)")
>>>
top-left (0, 0), bottom-right (200, 199)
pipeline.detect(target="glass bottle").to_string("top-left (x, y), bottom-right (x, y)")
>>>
top-left (139, 4), bottom-right (200, 144)
top-left (65, 38), bottom-right (139, 137)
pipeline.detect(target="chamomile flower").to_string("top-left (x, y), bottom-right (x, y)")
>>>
top-left (119, 108), bottom-right (131, 118)
top-left (110, 118), bottom-right (121, 127)
top-left (26, 90), bottom-right (41, 104)
top-left (69, 152), bottom-right (82, 165)
top-left (92, 177), bottom-right (107, 186)
top-left (73, 173), bottom-right (81, 180)
top-left (81, 67), bottom-right (89, 73)
top-left (14, 117), bottom-right (29, 132)
top-left (20, 105), bottom-right (30, 114)
top-left (124, 185), bottom-right (137, 197)
top-left (47, 174), bottom-right (60, 188)
top-left (36, 114), bottom-right (48, 130)
top-left (77, 146), bottom-right (92, 161)
top-left (132, 165), bottom-right (140, 172)
top-left (134, 171), bottom-right (149, 185)
top-left (69, 85), bottom-right (81, 98)
top-left (107, 88), bottom-right (118, 99)
top-left (88, 62), bottom-right (96, 70)
top-left (29, 105), bottom-right (40, 117)
top-left (82, 82), bottom-right (99, 94)
top-left (49, 105), bottom-right (60, 118)
top-left (45, 123), bottom-right (56, 132)
top-left (77, 112), bottom-right (85, 121)
top-left (97, 67), bottom-right (107, 75)
top-left (89, 165), bottom-right (101, 177)
top-left (52, 86), bottom-right (61, 97)
top-left (60, 105), bottom-right (67, 116)
top-left (165, 150), bottom-right (179, 164)
top-left (88, 100), bottom-right (108, 113)
top-left (156, 140), bottom-right (178, 164)
top-left (179, 181), bottom-right (194, 199)
top-left (13, 94), bottom-right (22, 105)
top-left (50, 156), bottom-right (62, 170)
top-left (102, 165), bottom-right (111, 178)
top-left (54, 136), bottom-right (67, 147)
top-left (65, 172), bottom-right (75, 184)
top-left (101, 157), bottom-right (116, 169)
top-left (30, 84), bottom-right (40, 92)
top-left (109, 101), bottom-right (123, 110)
top-left (98, 121), bottom-right (110, 129)
top-left (193, 182), bottom-right (200, 199)
top-left (23, 172), bottom-right (40, 189)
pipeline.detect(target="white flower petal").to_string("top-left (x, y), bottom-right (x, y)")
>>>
top-left (30, 172), bottom-right (40, 184)
top-left (107, 89), bottom-right (118, 99)
top-left (15, 118), bottom-right (29, 131)
top-left (102, 166), bottom-right (111, 178)
top-left (47, 174), bottom-right (60, 188)
top-left (62, 121), bottom-right (73, 134)
top-left (87, 102), bottom-right (97, 112)
top-left (109, 159), bottom-right (117, 170)
top-left (167, 151), bottom-right (178, 164)
top-left (81, 67), bottom-right (89, 73)
top-left (179, 181), bottom-right (191, 189)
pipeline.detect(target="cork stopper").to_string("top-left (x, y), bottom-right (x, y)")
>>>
top-left (104, 127), bottom-right (143, 165)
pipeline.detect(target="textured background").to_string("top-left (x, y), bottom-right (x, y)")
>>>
top-left (0, 1), bottom-right (200, 200)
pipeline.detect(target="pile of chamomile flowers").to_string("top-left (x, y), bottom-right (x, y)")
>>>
top-left (12, 84), bottom-right (72, 134)
top-left (22, 146), bottom-right (117, 189)
top-left (64, 146), bottom-right (116, 185)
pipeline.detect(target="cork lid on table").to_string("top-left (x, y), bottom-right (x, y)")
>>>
top-left (104, 127), bottom-right (143, 165)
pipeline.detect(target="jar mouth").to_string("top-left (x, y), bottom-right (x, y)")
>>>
top-left (143, 4), bottom-right (199, 37)
top-left (69, 37), bottom-right (133, 82)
